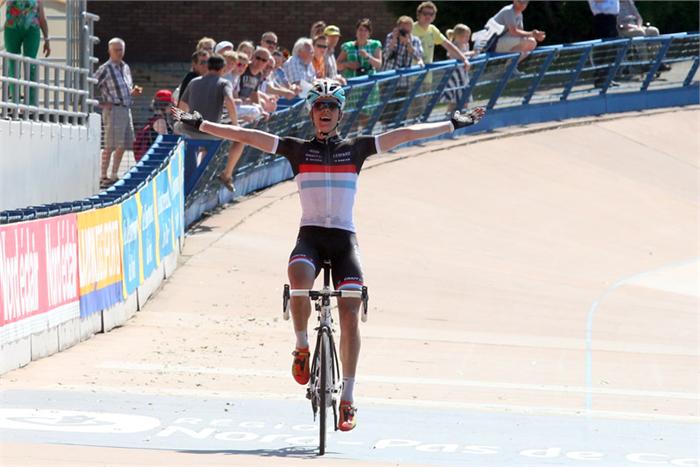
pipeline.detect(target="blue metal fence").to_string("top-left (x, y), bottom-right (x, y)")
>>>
top-left (2, 33), bottom-right (698, 226)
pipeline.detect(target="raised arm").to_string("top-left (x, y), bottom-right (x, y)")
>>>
top-left (201, 121), bottom-right (277, 153)
top-left (172, 107), bottom-right (277, 153)
top-left (376, 107), bottom-right (485, 152)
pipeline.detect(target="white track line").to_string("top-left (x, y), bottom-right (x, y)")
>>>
top-left (97, 361), bottom-right (699, 400)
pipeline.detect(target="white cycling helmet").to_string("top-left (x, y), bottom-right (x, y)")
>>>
top-left (306, 78), bottom-right (346, 111)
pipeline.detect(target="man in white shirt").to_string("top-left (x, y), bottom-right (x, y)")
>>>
top-left (588, 0), bottom-right (621, 87)
top-left (589, 0), bottom-right (620, 39)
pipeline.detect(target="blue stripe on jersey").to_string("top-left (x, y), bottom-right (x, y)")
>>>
top-left (300, 180), bottom-right (357, 190)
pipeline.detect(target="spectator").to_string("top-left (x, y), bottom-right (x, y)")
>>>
top-left (283, 38), bottom-right (316, 88)
top-left (618, 0), bottom-right (657, 37)
top-left (215, 40), bottom-right (234, 54)
top-left (337, 18), bottom-right (382, 79)
top-left (150, 89), bottom-right (173, 136)
top-left (443, 24), bottom-right (475, 113)
top-left (175, 54), bottom-right (243, 192)
top-left (237, 41), bottom-right (255, 60)
top-left (413, 2), bottom-right (470, 67)
top-left (312, 35), bottom-right (328, 78)
top-left (382, 15), bottom-right (424, 71)
top-left (589, 0), bottom-right (620, 39)
top-left (95, 37), bottom-right (142, 189)
top-left (588, 0), bottom-right (620, 87)
top-left (239, 47), bottom-right (277, 113)
top-left (133, 89), bottom-right (173, 162)
top-left (379, 16), bottom-right (423, 124)
top-left (4, 0), bottom-right (50, 105)
top-left (272, 50), bottom-right (292, 87)
top-left (310, 20), bottom-right (326, 39)
top-left (490, 0), bottom-right (545, 64)
top-left (260, 55), bottom-right (297, 99)
top-left (221, 50), bottom-right (240, 85)
top-left (197, 36), bottom-right (216, 53)
top-left (323, 25), bottom-right (346, 84)
top-left (176, 49), bottom-right (209, 105)
top-left (618, 0), bottom-right (669, 70)
top-left (224, 52), bottom-right (264, 123)
top-left (260, 31), bottom-right (279, 53)
top-left (337, 18), bottom-right (383, 130)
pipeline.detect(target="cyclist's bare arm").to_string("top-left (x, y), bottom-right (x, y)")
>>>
top-left (376, 107), bottom-right (485, 153)
top-left (377, 121), bottom-right (453, 153)
top-left (199, 121), bottom-right (277, 153)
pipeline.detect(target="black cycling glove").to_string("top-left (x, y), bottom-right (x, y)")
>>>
top-left (450, 108), bottom-right (485, 130)
top-left (174, 109), bottom-right (204, 131)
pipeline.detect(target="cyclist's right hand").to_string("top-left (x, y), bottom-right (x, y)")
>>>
top-left (172, 108), bottom-right (204, 130)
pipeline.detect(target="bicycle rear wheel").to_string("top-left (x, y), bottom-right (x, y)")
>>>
top-left (318, 329), bottom-right (332, 455)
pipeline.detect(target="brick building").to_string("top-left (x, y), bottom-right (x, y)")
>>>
top-left (88, 1), bottom-right (399, 62)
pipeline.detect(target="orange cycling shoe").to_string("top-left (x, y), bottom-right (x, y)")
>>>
top-left (338, 400), bottom-right (357, 431)
top-left (292, 347), bottom-right (310, 385)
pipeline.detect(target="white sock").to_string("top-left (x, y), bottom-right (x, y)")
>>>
top-left (295, 330), bottom-right (309, 349)
top-left (341, 377), bottom-right (355, 402)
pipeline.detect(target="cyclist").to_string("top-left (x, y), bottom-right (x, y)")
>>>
top-left (173, 79), bottom-right (485, 431)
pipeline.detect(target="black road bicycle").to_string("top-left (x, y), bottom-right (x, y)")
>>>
top-left (283, 260), bottom-right (368, 455)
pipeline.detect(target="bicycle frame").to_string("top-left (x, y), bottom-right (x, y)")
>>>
top-left (282, 260), bottom-right (368, 455)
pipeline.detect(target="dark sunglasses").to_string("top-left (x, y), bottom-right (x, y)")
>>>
top-left (421, 10), bottom-right (435, 16)
top-left (264, 39), bottom-right (278, 46)
top-left (315, 43), bottom-right (328, 49)
top-left (198, 60), bottom-right (208, 65)
top-left (313, 101), bottom-right (340, 111)
top-left (255, 56), bottom-right (269, 62)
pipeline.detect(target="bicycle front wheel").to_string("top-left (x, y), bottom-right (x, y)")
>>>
top-left (318, 329), bottom-right (332, 455)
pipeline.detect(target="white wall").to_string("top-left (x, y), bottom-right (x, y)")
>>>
top-left (0, 113), bottom-right (101, 211)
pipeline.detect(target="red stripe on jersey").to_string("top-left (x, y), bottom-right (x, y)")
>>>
top-left (299, 164), bottom-right (357, 174)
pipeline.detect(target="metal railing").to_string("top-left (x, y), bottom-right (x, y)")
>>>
top-left (225, 33), bottom-right (698, 172)
top-left (0, 50), bottom-right (97, 124)
top-left (179, 32), bottom-right (698, 210)
top-left (0, 0), bottom-right (99, 124)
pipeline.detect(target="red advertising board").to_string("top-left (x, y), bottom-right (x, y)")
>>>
top-left (0, 215), bottom-right (80, 336)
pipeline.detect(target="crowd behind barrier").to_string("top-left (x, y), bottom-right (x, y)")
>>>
top-left (183, 32), bottom-right (699, 226)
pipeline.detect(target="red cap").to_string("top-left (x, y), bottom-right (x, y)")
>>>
top-left (154, 89), bottom-right (173, 103)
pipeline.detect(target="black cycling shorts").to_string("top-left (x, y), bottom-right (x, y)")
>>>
top-left (288, 226), bottom-right (364, 290)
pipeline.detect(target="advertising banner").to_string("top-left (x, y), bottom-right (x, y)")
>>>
top-left (120, 195), bottom-right (141, 298)
top-left (170, 141), bottom-right (185, 241)
top-left (0, 215), bottom-right (80, 342)
top-left (138, 180), bottom-right (159, 282)
top-left (77, 206), bottom-right (123, 317)
top-left (155, 169), bottom-right (174, 259)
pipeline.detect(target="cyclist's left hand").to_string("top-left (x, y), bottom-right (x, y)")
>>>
top-left (451, 107), bottom-right (486, 129)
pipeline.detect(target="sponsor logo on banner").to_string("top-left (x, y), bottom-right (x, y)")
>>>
top-left (0, 215), bottom-right (79, 341)
top-left (156, 169), bottom-right (174, 259)
top-left (120, 196), bottom-right (141, 298)
top-left (138, 180), bottom-right (159, 282)
top-left (169, 141), bottom-right (185, 241)
top-left (77, 206), bottom-right (123, 317)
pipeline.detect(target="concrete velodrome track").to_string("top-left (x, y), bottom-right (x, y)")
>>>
top-left (1, 108), bottom-right (698, 467)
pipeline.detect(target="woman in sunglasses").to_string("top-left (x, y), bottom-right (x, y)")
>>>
top-left (173, 78), bottom-right (484, 433)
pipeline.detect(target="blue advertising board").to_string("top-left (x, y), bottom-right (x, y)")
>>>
top-left (120, 195), bottom-right (141, 297)
top-left (155, 170), bottom-right (174, 259)
top-left (138, 181), bottom-right (158, 282)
